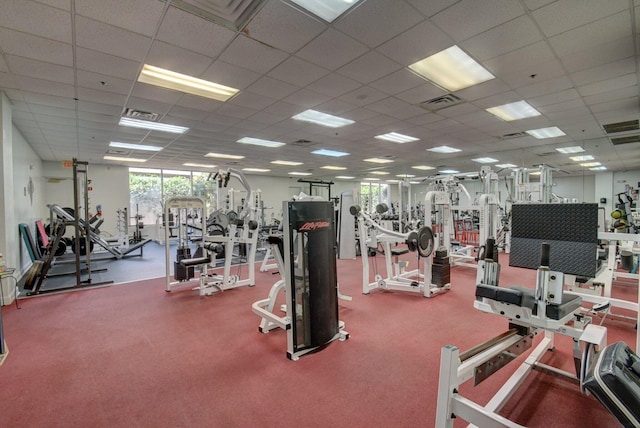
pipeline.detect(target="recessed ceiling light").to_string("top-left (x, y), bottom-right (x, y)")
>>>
top-left (525, 126), bottom-right (566, 139)
top-left (496, 163), bottom-right (517, 168)
top-left (556, 146), bottom-right (584, 154)
top-left (529, 171), bottom-right (542, 176)
top-left (312, 149), bottom-right (350, 157)
top-left (138, 64), bottom-right (239, 101)
top-left (412, 165), bottom-right (435, 170)
top-left (271, 160), bottom-right (304, 166)
top-left (439, 169), bottom-right (459, 174)
top-left (242, 168), bottom-right (271, 172)
top-left (364, 158), bottom-right (394, 164)
top-left (370, 171), bottom-right (390, 175)
top-left (409, 181), bottom-right (421, 185)
top-left (321, 166), bottom-right (347, 170)
top-left (408, 45), bottom-right (495, 91)
top-left (472, 157), bottom-right (498, 164)
top-left (183, 163), bottom-right (216, 168)
top-left (119, 117), bottom-right (189, 134)
top-left (205, 152), bottom-right (245, 160)
top-left (289, 0), bottom-right (363, 22)
top-left (386, 179), bottom-right (401, 183)
top-left (396, 174), bottom-right (416, 178)
top-left (580, 162), bottom-right (601, 167)
top-left (109, 141), bottom-right (163, 152)
top-left (427, 146), bottom-right (461, 154)
top-left (589, 166), bottom-right (607, 171)
top-left (292, 109), bottom-right (354, 128)
top-left (237, 137), bottom-right (285, 148)
top-left (288, 172), bottom-right (312, 176)
top-left (486, 101), bottom-right (541, 121)
top-left (374, 132), bottom-right (419, 144)
top-left (362, 177), bottom-right (380, 181)
top-left (335, 176), bottom-right (355, 179)
top-left (570, 155), bottom-right (594, 161)
top-left (103, 156), bottom-right (147, 163)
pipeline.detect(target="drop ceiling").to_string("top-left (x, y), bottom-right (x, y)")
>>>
top-left (1, 0), bottom-right (639, 179)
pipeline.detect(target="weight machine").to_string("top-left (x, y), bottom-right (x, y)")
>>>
top-left (251, 200), bottom-right (348, 360)
top-left (351, 205), bottom-right (448, 298)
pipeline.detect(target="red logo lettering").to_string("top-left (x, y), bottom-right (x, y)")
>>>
top-left (298, 221), bottom-right (330, 231)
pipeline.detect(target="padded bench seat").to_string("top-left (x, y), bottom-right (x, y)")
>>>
top-left (391, 248), bottom-right (409, 256)
top-left (180, 256), bottom-right (211, 267)
top-left (476, 284), bottom-right (582, 321)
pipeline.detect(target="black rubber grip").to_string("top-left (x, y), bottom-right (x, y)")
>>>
top-left (540, 243), bottom-right (550, 266)
top-left (485, 239), bottom-right (495, 261)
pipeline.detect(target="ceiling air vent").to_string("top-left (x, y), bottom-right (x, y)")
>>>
top-left (537, 152), bottom-right (556, 157)
top-left (292, 139), bottom-right (316, 146)
top-left (106, 149), bottom-right (131, 155)
top-left (500, 131), bottom-right (528, 140)
top-left (602, 120), bottom-right (639, 134)
top-left (171, 0), bottom-right (267, 31)
top-left (123, 108), bottom-right (159, 122)
top-left (611, 135), bottom-right (640, 145)
top-left (419, 93), bottom-right (464, 112)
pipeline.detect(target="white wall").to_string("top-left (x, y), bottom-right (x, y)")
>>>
top-left (552, 174), bottom-right (596, 202)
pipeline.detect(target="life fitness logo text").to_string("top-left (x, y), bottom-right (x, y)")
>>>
top-left (298, 220), bottom-right (330, 231)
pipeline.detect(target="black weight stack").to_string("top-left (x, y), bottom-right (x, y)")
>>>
top-left (431, 249), bottom-right (451, 287)
top-left (174, 246), bottom-right (194, 281)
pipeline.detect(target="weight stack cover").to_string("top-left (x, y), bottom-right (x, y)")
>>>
top-left (174, 247), bottom-right (194, 281)
top-left (432, 252), bottom-right (451, 287)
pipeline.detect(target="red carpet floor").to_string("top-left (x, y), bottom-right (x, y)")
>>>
top-left (0, 254), bottom-right (636, 427)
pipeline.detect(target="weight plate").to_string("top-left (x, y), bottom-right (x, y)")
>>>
top-left (417, 226), bottom-right (435, 258)
top-left (406, 231), bottom-right (418, 252)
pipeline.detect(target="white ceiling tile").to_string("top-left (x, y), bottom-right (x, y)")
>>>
top-left (77, 100), bottom-right (122, 116)
top-left (483, 41), bottom-right (555, 76)
top-left (376, 21), bottom-right (452, 66)
top-left (229, 91), bottom-right (277, 110)
top-left (76, 47), bottom-right (140, 80)
top-left (335, 0), bottom-right (423, 48)
top-left (522, 0), bottom-right (556, 10)
top-left (344, 108), bottom-right (382, 121)
top-left (75, 16), bottom-right (151, 61)
top-left (306, 73), bottom-right (361, 98)
top-left (431, 0), bottom-right (525, 42)
top-left (436, 103), bottom-right (483, 119)
top-left (283, 88), bottom-right (332, 108)
top-left (338, 86), bottom-right (388, 107)
top-left (76, 0), bottom-right (165, 36)
top-left (245, 0), bottom-right (326, 53)
top-left (175, 94), bottom-right (224, 112)
top-left (528, 88), bottom-right (580, 109)
top-left (395, 83), bottom-right (447, 105)
top-left (500, 59), bottom-right (565, 88)
top-left (0, 71), bottom-right (18, 89)
top-left (0, 0), bottom-right (72, 43)
top-left (547, 12), bottom-right (631, 57)
top-left (263, 101), bottom-right (304, 117)
top-left (130, 82), bottom-right (183, 105)
top-left (516, 76), bottom-right (574, 99)
top-left (296, 28), bottom-right (368, 70)
top-left (78, 86), bottom-right (127, 106)
top-left (0, 28), bottom-right (73, 66)
top-left (247, 111), bottom-right (288, 126)
top-left (77, 111), bottom-right (119, 124)
top-left (571, 58), bottom-right (636, 87)
top-left (455, 79), bottom-right (511, 102)
top-left (591, 97), bottom-right (639, 116)
top-left (561, 36), bottom-right (634, 73)
top-left (583, 86), bottom-right (637, 110)
top-left (215, 103), bottom-right (258, 119)
top-left (405, 0), bottom-right (456, 18)
top-left (6, 55), bottom-right (74, 85)
top-left (29, 102), bottom-right (76, 116)
top-left (461, 16), bottom-right (543, 61)
top-left (577, 73), bottom-right (637, 97)
top-left (219, 35), bottom-right (289, 74)
top-left (76, 70), bottom-right (131, 96)
top-left (532, 0), bottom-right (629, 37)
top-left (15, 75), bottom-right (74, 98)
top-left (156, 6), bottom-right (236, 58)
top-left (146, 40), bottom-right (216, 77)
top-left (473, 91), bottom-right (522, 109)
top-left (268, 56), bottom-right (330, 87)
top-left (337, 51), bottom-right (401, 84)
top-left (314, 99), bottom-right (357, 115)
top-left (366, 97), bottom-right (424, 120)
top-left (246, 76), bottom-right (300, 99)
top-left (202, 61), bottom-right (261, 90)
top-left (369, 69), bottom-right (425, 95)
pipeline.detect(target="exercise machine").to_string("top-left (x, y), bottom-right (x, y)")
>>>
top-left (351, 205), bottom-right (447, 297)
top-left (251, 200), bottom-right (348, 360)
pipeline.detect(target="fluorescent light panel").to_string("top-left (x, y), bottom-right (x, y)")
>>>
top-left (486, 101), bottom-right (541, 121)
top-left (312, 149), bottom-right (350, 157)
top-left (362, 178), bottom-right (380, 181)
top-left (472, 157), bottom-right (498, 164)
top-left (580, 162), bottom-right (601, 167)
top-left (412, 165), bottom-right (435, 170)
top-left (103, 156), bottom-right (146, 163)
top-left (408, 45), bottom-right (495, 91)
top-left (292, 109), bottom-right (354, 128)
top-left (439, 169), bottom-right (459, 174)
top-left (321, 166), bottom-right (347, 170)
top-left (118, 117), bottom-right (188, 134)
top-left (237, 137), bottom-right (285, 148)
top-left (556, 146), bottom-right (584, 154)
top-left (386, 179), bottom-right (400, 183)
top-left (288, 172), bottom-right (312, 176)
top-left (396, 174), bottom-right (415, 178)
top-left (335, 176), bottom-right (355, 179)
top-left (364, 158), bottom-right (394, 164)
top-left (205, 152), bottom-right (245, 160)
top-left (183, 163), bottom-right (216, 168)
top-left (428, 146), bottom-right (461, 154)
top-left (570, 155), bottom-right (594, 161)
top-left (374, 132), bottom-right (419, 144)
top-left (289, 0), bottom-right (361, 23)
top-left (109, 141), bottom-right (163, 152)
top-left (138, 64), bottom-right (239, 101)
top-left (271, 160), bottom-right (303, 166)
top-left (242, 168), bottom-right (271, 172)
top-left (525, 126), bottom-right (565, 139)
top-left (590, 166), bottom-right (607, 171)
top-left (496, 163), bottom-right (517, 168)
top-left (370, 171), bottom-right (389, 175)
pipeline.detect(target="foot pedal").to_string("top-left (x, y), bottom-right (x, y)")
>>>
top-left (411, 281), bottom-right (419, 287)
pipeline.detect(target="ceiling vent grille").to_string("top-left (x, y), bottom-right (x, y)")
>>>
top-left (106, 149), bottom-right (131, 155)
top-left (292, 139), bottom-right (316, 146)
top-left (500, 131), bottom-right (528, 140)
top-left (610, 135), bottom-right (640, 145)
top-left (537, 152), bottom-right (556, 157)
top-left (171, 0), bottom-right (267, 31)
top-left (419, 93), bottom-right (464, 111)
top-left (602, 120), bottom-right (639, 134)
top-left (123, 108), bottom-right (159, 122)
